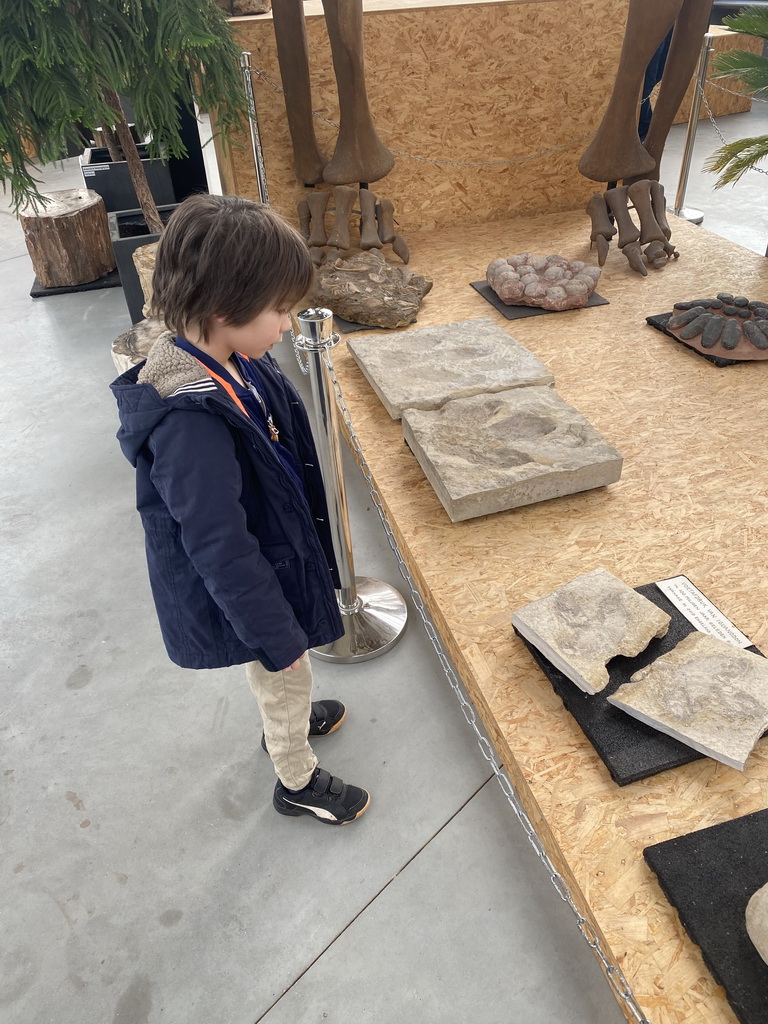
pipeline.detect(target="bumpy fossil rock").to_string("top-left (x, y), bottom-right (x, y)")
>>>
top-left (747, 882), bottom-right (768, 966)
top-left (512, 568), bottom-right (669, 694)
top-left (487, 253), bottom-right (601, 312)
top-left (309, 250), bottom-right (432, 329)
top-left (666, 293), bottom-right (768, 360)
top-left (609, 631), bottom-right (768, 770)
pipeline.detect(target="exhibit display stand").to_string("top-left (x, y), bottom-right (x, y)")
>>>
top-left (315, 211), bottom-right (768, 1024)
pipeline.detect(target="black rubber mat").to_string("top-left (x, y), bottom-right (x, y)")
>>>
top-left (470, 280), bottom-right (608, 319)
top-left (644, 808), bottom-right (768, 1024)
top-left (30, 267), bottom-right (121, 298)
top-left (332, 314), bottom-right (380, 334)
top-left (515, 580), bottom-right (762, 786)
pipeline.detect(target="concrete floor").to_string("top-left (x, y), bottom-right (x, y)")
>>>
top-left (2, 99), bottom-right (766, 1024)
top-left (658, 94), bottom-right (768, 255)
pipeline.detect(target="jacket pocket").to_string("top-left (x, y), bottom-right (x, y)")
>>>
top-left (260, 542), bottom-right (296, 573)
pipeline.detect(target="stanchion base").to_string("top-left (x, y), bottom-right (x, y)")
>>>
top-left (673, 207), bottom-right (704, 225)
top-left (310, 576), bottom-right (408, 663)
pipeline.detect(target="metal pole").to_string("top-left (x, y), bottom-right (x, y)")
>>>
top-left (298, 310), bottom-right (357, 610)
top-left (295, 308), bottom-right (408, 663)
top-left (239, 51), bottom-right (270, 206)
top-left (673, 33), bottom-right (714, 224)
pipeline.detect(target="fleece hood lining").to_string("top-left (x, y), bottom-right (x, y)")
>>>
top-left (137, 331), bottom-right (210, 399)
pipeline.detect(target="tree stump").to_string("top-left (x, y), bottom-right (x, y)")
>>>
top-left (19, 189), bottom-right (115, 288)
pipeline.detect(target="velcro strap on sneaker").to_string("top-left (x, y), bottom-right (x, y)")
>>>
top-left (328, 775), bottom-right (344, 796)
top-left (312, 769), bottom-right (332, 795)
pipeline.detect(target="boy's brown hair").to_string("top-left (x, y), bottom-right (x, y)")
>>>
top-left (151, 195), bottom-right (313, 342)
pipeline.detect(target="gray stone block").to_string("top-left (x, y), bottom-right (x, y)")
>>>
top-left (609, 631), bottom-right (768, 771)
top-left (347, 317), bottom-right (554, 420)
top-left (512, 567), bottom-right (671, 694)
top-left (402, 387), bottom-right (623, 522)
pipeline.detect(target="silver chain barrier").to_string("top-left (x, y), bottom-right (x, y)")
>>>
top-left (252, 67), bottom-right (593, 167)
top-left (699, 81), bottom-right (768, 176)
top-left (708, 78), bottom-right (768, 104)
top-left (291, 323), bottom-right (311, 376)
top-left (289, 326), bottom-right (652, 1024)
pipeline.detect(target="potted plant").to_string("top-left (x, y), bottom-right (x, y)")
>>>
top-left (705, 5), bottom-right (768, 187)
top-left (1, 0), bottom-right (247, 314)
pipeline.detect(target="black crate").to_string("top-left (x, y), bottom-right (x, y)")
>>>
top-left (81, 146), bottom-right (176, 213)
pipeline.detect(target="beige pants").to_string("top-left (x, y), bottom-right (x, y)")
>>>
top-left (245, 654), bottom-right (317, 790)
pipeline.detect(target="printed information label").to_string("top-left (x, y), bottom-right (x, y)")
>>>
top-left (83, 164), bottom-right (110, 172)
top-left (655, 575), bottom-right (752, 649)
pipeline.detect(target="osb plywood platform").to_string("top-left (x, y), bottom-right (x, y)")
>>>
top-left (323, 212), bottom-right (768, 1024)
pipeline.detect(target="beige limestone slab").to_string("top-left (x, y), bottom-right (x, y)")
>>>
top-left (609, 631), bottom-right (768, 771)
top-left (401, 387), bottom-right (623, 522)
top-left (746, 882), bottom-right (768, 966)
top-left (511, 567), bottom-right (671, 695)
top-left (346, 317), bottom-right (554, 420)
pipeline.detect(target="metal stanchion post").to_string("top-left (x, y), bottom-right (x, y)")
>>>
top-left (239, 51), bottom-right (270, 206)
top-left (295, 308), bottom-right (408, 663)
top-left (673, 33), bottom-right (714, 224)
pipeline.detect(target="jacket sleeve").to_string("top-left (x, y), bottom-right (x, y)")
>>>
top-left (148, 408), bottom-right (308, 671)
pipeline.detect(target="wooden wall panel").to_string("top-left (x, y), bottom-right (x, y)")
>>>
top-left (228, 0), bottom-right (630, 230)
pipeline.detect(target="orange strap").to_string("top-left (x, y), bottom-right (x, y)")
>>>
top-left (194, 360), bottom-right (250, 419)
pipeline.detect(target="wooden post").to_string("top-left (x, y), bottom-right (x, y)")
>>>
top-left (19, 189), bottom-right (115, 288)
top-left (132, 241), bottom-right (159, 320)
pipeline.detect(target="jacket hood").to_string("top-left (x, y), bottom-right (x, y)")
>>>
top-left (110, 331), bottom-right (219, 466)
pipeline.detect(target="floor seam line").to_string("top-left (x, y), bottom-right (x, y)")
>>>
top-left (251, 775), bottom-right (493, 1023)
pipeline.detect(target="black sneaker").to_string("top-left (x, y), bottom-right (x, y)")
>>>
top-left (273, 767), bottom-right (370, 825)
top-left (261, 699), bottom-right (346, 753)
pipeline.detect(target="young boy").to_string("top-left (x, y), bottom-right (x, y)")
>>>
top-left (111, 194), bottom-right (369, 825)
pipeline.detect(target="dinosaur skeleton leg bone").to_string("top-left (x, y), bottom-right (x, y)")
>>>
top-left (589, 181), bottom-right (678, 275)
top-left (586, 192), bottom-right (617, 266)
top-left (359, 188), bottom-right (383, 249)
top-left (326, 185), bottom-right (359, 249)
top-left (306, 190), bottom-right (330, 247)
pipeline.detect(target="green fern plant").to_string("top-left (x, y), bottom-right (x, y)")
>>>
top-left (705, 5), bottom-right (768, 187)
top-left (0, 0), bottom-right (246, 230)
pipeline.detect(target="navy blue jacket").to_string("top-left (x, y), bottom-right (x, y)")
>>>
top-left (110, 332), bottom-right (343, 672)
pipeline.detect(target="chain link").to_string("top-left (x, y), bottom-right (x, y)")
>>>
top-left (290, 323), bottom-right (311, 375)
top-left (290, 331), bottom-right (653, 1024)
top-left (699, 81), bottom-right (768, 176)
top-left (708, 78), bottom-right (768, 105)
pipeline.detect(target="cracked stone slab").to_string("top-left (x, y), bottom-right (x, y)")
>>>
top-left (609, 631), bottom-right (768, 770)
top-left (512, 568), bottom-right (670, 694)
top-left (402, 388), bottom-right (623, 522)
top-left (747, 883), bottom-right (768, 966)
top-left (346, 317), bottom-right (554, 420)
